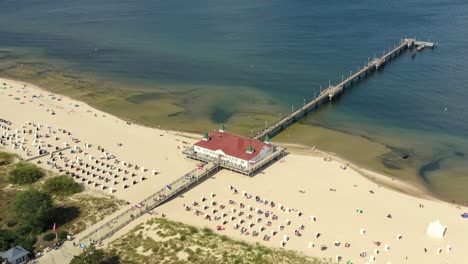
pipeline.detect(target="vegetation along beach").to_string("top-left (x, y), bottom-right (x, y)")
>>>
top-left (0, 0), bottom-right (467, 263)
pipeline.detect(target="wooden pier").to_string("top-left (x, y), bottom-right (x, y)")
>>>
top-left (252, 38), bottom-right (429, 141)
top-left (78, 162), bottom-right (219, 247)
top-left (78, 147), bottom-right (284, 247)
top-left (76, 38), bottom-right (434, 248)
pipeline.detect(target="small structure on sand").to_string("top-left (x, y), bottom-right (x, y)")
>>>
top-left (426, 219), bottom-right (447, 239)
top-left (1, 245), bottom-right (30, 264)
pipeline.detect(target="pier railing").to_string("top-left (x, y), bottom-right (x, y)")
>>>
top-left (78, 162), bottom-right (219, 247)
top-left (76, 37), bottom-right (435, 248)
top-left (253, 38), bottom-right (432, 141)
top-left (183, 146), bottom-right (285, 176)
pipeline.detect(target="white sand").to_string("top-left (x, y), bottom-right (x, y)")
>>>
top-left (1, 78), bottom-right (467, 264)
top-left (0, 78), bottom-right (197, 204)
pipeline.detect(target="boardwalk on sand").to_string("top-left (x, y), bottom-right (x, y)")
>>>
top-left (78, 147), bottom-right (283, 247)
top-left (23, 146), bottom-right (71, 162)
top-left (78, 147), bottom-right (284, 246)
top-left (77, 37), bottom-right (433, 249)
top-left (78, 162), bottom-right (219, 247)
top-left (252, 38), bottom-right (427, 142)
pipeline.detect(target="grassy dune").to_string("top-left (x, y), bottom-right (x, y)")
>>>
top-left (108, 218), bottom-right (334, 264)
top-left (0, 150), bottom-right (126, 251)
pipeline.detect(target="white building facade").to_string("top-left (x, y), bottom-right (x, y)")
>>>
top-left (193, 130), bottom-right (274, 169)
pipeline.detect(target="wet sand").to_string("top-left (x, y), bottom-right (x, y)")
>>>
top-left (1, 77), bottom-right (467, 264)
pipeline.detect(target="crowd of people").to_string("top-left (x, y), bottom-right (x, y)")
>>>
top-left (183, 185), bottom-right (316, 251)
top-left (180, 184), bottom-right (455, 263)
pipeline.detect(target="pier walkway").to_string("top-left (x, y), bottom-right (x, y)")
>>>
top-left (77, 147), bottom-right (283, 248)
top-left (78, 162), bottom-right (219, 248)
top-left (76, 37), bottom-right (434, 249)
top-left (252, 38), bottom-right (430, 141)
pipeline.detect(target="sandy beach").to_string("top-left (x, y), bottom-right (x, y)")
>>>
top-left (0, 77), bottom-right (198, 204)
top-left (1, 77), bottom-right (467, 264)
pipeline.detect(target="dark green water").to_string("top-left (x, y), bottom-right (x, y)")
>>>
top-left (0, 0), bottom-right (467, 202)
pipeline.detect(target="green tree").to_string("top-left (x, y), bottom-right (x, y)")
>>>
top-left (8, 162), bottom-right (44, 184)
top-left (70, 247), bottom-right (120, 264)
top-left (58, 230), bottom-right (69, 240)
top-left (10, 188), bottom-right (55, 230)
top-left (0, 226), bottom-right (40, 252)
top-left (43, 175), bottom-right (82, 196)
top-left (13, 225), bottom-right (38, 252)
top-left (42, 233), bottom-right (55, 242)
top-left (0, 229), bottom-right (16, 252)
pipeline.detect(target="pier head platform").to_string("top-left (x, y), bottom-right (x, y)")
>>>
top-left (183, 126), bottom-right (284, 176)
top-left (253, 38), bottom-right (435, 141)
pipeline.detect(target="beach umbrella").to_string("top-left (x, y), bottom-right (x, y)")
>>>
top-left (461, 213), bottom-right (468, 218)
top-left (14, 97), bottom-right (20, 100)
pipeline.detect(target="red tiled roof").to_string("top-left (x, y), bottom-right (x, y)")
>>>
top-left (194, 131), bottom-right (270, 161)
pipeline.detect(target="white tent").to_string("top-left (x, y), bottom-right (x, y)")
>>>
top-left (426, 219), bottom-right (447, 239)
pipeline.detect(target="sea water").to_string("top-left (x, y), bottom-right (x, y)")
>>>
top-left (0, 0), bottom-right (467, 202)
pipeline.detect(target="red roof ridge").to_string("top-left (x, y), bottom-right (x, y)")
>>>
top-left (194, 131), bottom-right (271, 161)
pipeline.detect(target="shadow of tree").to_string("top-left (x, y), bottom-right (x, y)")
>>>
top-left (55, 206), bottom-right (81, 227)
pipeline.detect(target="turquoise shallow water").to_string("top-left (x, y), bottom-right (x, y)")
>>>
top-left (0, 0), bottom-right (467, 201)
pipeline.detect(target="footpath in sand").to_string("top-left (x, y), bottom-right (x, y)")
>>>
top-left (1, 78), bottom-right (467, 264)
